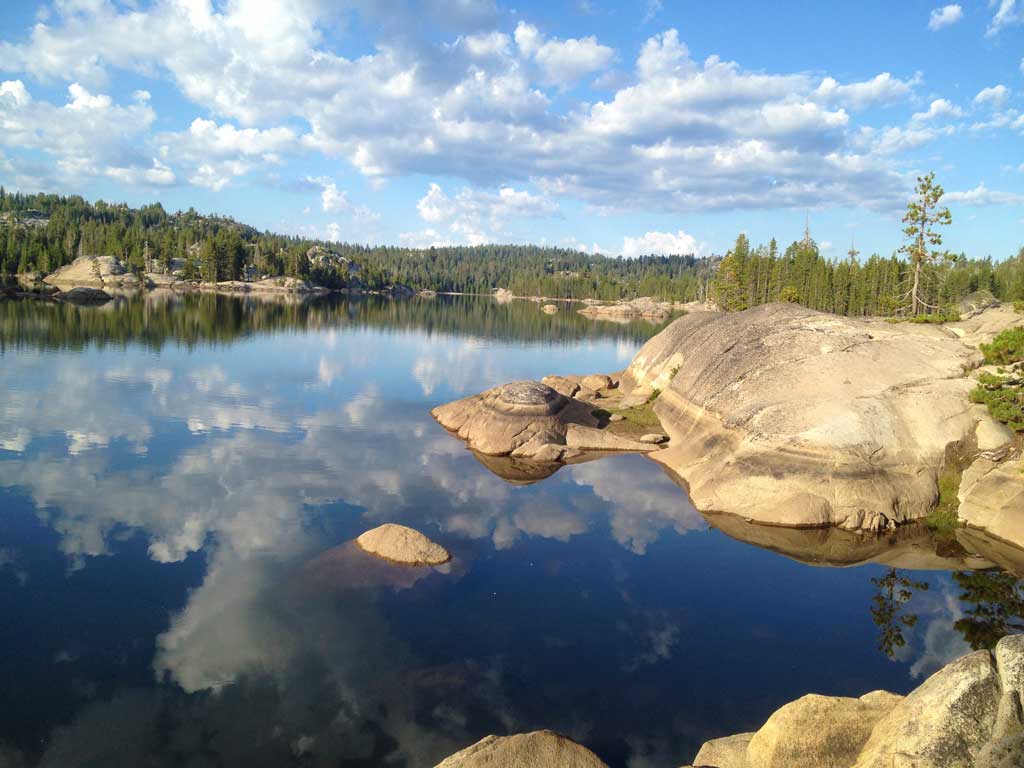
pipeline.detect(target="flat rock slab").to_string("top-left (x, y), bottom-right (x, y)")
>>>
top-left (435, 730), bottom-right (607, 768)
top-left (355, 524), bottom-right (450, 566)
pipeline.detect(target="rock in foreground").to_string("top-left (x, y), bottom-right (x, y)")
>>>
top-left (623, 303), bottom-right (1015, 532)
top-left (432, 381), bottom-right (658, 460)
top-left (682, 634), bottom-right (1024, 768)
top-left (435, 730), bottom-right (607, 768)
top-left (355, 524), bottom-right (450, 565)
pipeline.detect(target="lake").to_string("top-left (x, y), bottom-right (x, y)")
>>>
top-left (0, 292), bottom-right (1016, 767)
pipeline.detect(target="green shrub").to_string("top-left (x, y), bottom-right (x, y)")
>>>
top-left (970, 371), bottom-right (1024, 432)
top-left (979, 327), bottom-right (1024, 365)
top-left (888, 311), bottom-right (961, 325)
top-left (1014, 300), bottom-right (1024, 314)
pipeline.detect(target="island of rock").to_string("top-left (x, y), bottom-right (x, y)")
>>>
top-left (431, 380), bottom-right (662, 461)
top-left (354, 524), bottom-right (451, 566)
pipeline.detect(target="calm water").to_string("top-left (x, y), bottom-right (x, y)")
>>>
top-left (0, 293), bottom-right (1015, 767)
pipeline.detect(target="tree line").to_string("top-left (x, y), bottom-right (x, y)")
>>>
top-left (0, 190), bottom-right (715, 301)
top-left (2, 186), bottom-right (1022, 313)
top-left (712, 173), bottom-right (1024, 317)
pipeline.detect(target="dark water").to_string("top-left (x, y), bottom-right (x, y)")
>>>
top-left (0, 293), bottom-right (1017, 767)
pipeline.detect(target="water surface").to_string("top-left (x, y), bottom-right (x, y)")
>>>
top-left (0, 293), bottom-right (1016, 767)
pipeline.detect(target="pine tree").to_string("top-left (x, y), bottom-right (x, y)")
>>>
top-left (899, 172), bottom-right (952, 315)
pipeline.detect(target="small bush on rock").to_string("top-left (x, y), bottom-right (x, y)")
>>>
top-left (979, 327), bottom-right (1024, 365)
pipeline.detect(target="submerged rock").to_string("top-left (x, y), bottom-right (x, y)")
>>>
top-left (682, 634), bottom-right (1024, 768)
top-left (620, 303), bottom-right (1016, 532)
top-left (542, 303), bottom-right (559, 314)
top-left (435, 730), bottom-right (607, 768)
top-left (60, 286), bottom-right (112, 304)
top-left (355, 524), bottom-right (450, 565)
top-left (432, 380), bottom-right (658, 459)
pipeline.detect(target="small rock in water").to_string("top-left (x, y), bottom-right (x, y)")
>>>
top-left (609, 414), bottom-right (624, 422)
top-left (640, 433), bottom-right (668, 444)
top-left (435, 730), bottom-right (608, 767)
top-left (356, 523), bottom-right (450, 565)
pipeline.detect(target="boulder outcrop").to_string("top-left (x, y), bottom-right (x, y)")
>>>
top-left (682, 635), bottom-right (1024, 768)
top-left (958, 458), bottom-right (1024, 561)
top-left (355, 523), bottom-right (451, 565)
top-left (620, 303), bottom-right (1015, 532)
top-left (44, 255), bottom-right (141, 290)
top-left (578, 296), bottom-right (674, 321)
top-left (435, 730), bottom-right (607, 768)
top-left (432, 381), bottom-right (659, 460)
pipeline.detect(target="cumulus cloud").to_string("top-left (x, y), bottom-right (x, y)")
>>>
top-left (928, 4), bottom-right (963, 30)
top-left (974, 84), bottom-right (1010, 107)
top-left (911, 98), bottom-right (963, 122)
top-left (0, 4), bottom-right (965, 214)
top-left (514, 22), bottom-right (615, 85)
top-left (945, 182), bottom-right (1024, 205)
top-left (0, 79), bottom-right (167, 186)
top-left (410, 182), bottom-right (559, 245)
top-left (620, 229), bottom-right (706, 258)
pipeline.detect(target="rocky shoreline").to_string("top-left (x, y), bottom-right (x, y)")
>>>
top-left (430, 634), bottom-right (1024, 767)
top-left (433, 301), bottom-right (1023, 554)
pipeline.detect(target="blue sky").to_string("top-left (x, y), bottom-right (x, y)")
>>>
top-left (0, 0), bottom-right (1021, 260)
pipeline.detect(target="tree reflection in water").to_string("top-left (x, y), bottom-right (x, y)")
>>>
top-left (870, 568), bottom-right (929, 659)
top-left (953, 569), bottom-right (1024, 650)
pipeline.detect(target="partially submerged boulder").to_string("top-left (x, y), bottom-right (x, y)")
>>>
top-left (542, 303), bottom-right (559, 314)
top-left (432, 381), bottom-right (658, 460)
top-left (355, 523), bottom-right (450, 566)
top-left (435, 730), bottom-right (607, 768)
top-left (622, 303), bottom-right (1010, 532)
top-left (60, 286), bottom-right (112, 304)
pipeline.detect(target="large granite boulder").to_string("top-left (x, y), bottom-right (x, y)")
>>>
top-left (622, 303), bottom-right (1013, 531)
top-left (748, 691), bottom-right (902, 768)
top-left (683, 635), bottom-right (1024, 768)
top-left (432, 381), bottom-right (658, 460)
top-left (435, 730), bottom-right (607, 768)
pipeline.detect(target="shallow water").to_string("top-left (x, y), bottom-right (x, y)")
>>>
top-left (0, 293), bottom-right (1017, 767)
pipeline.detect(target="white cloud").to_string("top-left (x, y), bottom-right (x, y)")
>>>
top-left (974, 84), bottom-right (1010, 106)
top-left (814, 72), bottom-right (920, 109)
top-left (0, 6), bottom-right (955, 215)
top-left (928, 4), bottom-right (963, 30)
top-left (413, 182), bottom-right (559, 244)
top-left (987, 0), bottom-right (1021, 35)
top-left (0, 79), bottom-right (164, 186)
top-left (514, 22), bottom-right (614, 85)
top-left (945, 182), bottom-right (1024, 205)
top-left (621, 229), bottom-right (706, 258)
top-left (911, 98), bottom-right (963, 122)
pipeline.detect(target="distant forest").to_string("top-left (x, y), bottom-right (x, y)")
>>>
top-left (1, 189), bottom-right (1022, 313)
top-left (0, 190), bottom-right (713, 301)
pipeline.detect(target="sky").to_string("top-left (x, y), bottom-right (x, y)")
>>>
top-left (0, 0), bottom-right (1021, 260)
